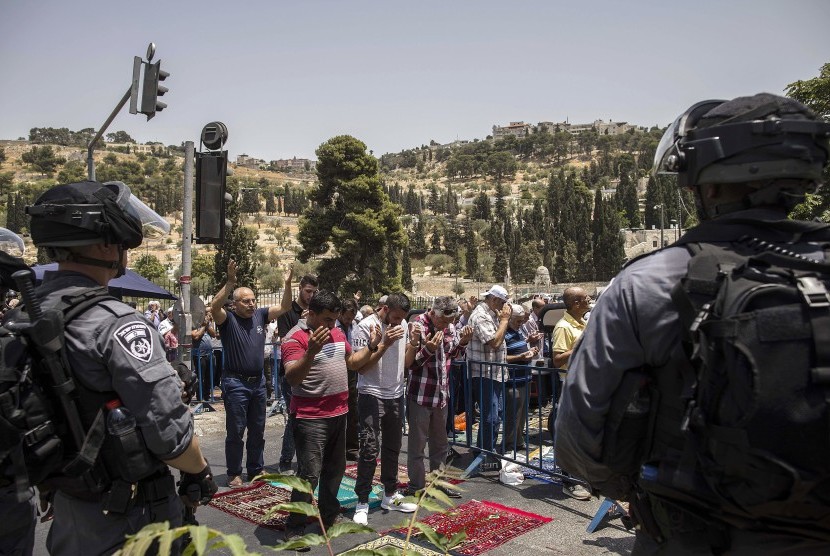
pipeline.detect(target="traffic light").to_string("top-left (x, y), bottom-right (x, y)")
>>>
top-left (195, 151), bottom-right (232, 244)
top-left (140, 60), bottom-right (169, 120)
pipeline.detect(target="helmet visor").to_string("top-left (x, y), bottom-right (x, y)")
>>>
top-left (103, 181), bottom-right (170, 238)
top-left (0, 227), bottom-right (25, 257)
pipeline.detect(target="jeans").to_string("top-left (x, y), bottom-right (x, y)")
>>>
top-left (502, 380), bottom-right (529, 452)
top-left (406, 399), bottom-right (449, 491)
top-left (355, 394), bottom-right (404, 501)
top-left (472, 377), bottom-right (503, 454)
top-left (279, 375), bottom-right (295, 466)
top-left (222, 374), bottom-right (267, 478)
top-left (286, 414), bottom-right (347, 529)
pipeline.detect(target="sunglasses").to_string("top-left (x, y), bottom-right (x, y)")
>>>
top-left (436, 308), bottom-right (459, 317)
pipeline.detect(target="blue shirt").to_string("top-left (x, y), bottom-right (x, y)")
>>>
top-left (505, 327), bottom-right (531, 382)
top-left (218, 307), bottom-right (270, 377)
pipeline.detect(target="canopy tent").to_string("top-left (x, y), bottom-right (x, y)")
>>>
top-left (31, 264), bottom-right (178, 301)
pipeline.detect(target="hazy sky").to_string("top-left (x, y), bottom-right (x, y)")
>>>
top-left (2, 1), bottom-right (828, 161)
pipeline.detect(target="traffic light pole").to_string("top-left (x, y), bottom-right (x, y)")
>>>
top-left (86, 86), bottom-right (132, 181)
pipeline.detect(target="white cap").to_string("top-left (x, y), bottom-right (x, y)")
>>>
top-left (158, 320), bottom-right (174, 335)
top-left (483, 285), bottom-right (508, 301)
top-left (510, 303), bottom-right (525, 316)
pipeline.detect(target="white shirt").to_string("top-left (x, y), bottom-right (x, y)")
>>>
top-left (353, 313), bottom-right (408, 399)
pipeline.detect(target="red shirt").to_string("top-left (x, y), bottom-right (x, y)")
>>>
top-left (281, 322), bottom-right (351, 419)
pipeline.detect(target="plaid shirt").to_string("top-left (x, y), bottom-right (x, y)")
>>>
top-left (407, 312), bottom-right (466, 408)
top-left (467, 302), bottom-right (507, 382)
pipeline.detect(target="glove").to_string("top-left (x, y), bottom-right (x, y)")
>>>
top-left (178, 462), bottom-right (218, 506)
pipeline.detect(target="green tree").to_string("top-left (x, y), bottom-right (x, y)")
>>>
top-left (592, 190), bottom-right (625, 280)
top-left (786, 62), bottom-right (830, 221)
top-left (132, 253), bottom-right (167, 281)
top-left (0, 147), bottom-right (6, 165)
top-left (213, 176), bottom-right (259, 292)
top-left (486, 151), bottom-right (517, 182)
top-left (106, 130), bottom-right (136, 143)
top-left (296, 135), bottom-right (405, 296)
top-left (56, 160), bottom-right (87, 183)
top-left (401, 243), bottom-right (414, 291)
top-left (410, 219), bottom-right (428, 259)
top-left (21, 146), bottom-right (66, 177)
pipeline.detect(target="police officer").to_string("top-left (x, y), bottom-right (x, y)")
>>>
top-left (555, 94), bottom-right (830, 554)
top-left (0, 228), bottom-right (39, 556)
top-left (25, 181), bottom-right (218, 555)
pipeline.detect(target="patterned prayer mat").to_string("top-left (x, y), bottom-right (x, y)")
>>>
top-left (344, 461), bottom-right (464, 489)
top-left (209, 481), bottom-right (292, 530)
top-left (392, 499), bottom-right (552, 555)
top-left (339, 534), bottom-right (447, 556)
top-left (514, 447), bottom-right (562, 485)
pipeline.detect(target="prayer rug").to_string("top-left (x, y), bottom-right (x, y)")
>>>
top-left (339, 534), bottom-right (447, 556)
top-left (330, 476), bottom-right (384, 509)
top-left (208, 481), bottom-right (292, 530)
top-left (391, 499), bottom-right (552, 555)
top-left (514, 447), bottom-right (562, 485)
top-left (344, 461), bottom-right (463, 490)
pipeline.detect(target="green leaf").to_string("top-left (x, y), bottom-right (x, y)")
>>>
top-left (422, 486), bottom-right (453, 508)
top-left (446, 530), bottom-right (467, 549)
top-left (417, 497), bottom-right (447, 513)
top-left (326, 521), bottom-right (374, 539)
top-left (412, 522), bottom-right (444, 550)
top-left (220, 533), bottom-right (256, 556)
top-left (188, 525), bottom-right (210, 554)
top-left (257, 474), bottom-right (314, 494)
top-left (157, 529), bottom-right (175, 555)
top-left (271, 533), bottom-right (327, 551)
top-left (274, 501), bottom-right (318, 516)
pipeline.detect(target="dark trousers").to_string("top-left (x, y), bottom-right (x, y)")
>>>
top-left (346, 370), bottom-right (360, 459)
top-left (503, 380), bottom-right (529, 452)
top-left (286, 414), bottom-right (347, 529)
top-left (355, 393), bottom-right (404, 502)
top-left (279, 375), bottom-right (295, 466)
top-left (222, 374), bottom-right (267, 478)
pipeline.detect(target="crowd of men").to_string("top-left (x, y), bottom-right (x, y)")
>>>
top-left (2, 91), bottom-right (829, 555)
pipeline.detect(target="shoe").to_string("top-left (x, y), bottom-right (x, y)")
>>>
top-left (346, 451), bottom-right (359, 462)
top-left (278, 461), bottom-right (295, 476)
top-left (353, 503), bottom-right (369, 525)
top-left (228, 475), bottom-right (243, 488)
top-left (283, 526), bottom-right (310, 552)
top-left (381, 492), bottom-right (417, 512)
top-left (435, 484), bottom-right (462, 499)
top-left (563, 483), bottom-right (592, 501)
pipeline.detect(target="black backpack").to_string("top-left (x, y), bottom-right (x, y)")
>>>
top-left (645, 224), bottom-right (830, 538)
top-left (0, 279), bottom-right (112, 500)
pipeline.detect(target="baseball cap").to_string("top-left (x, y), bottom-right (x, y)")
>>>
top-left (483, 285), bottom-right (508, 301)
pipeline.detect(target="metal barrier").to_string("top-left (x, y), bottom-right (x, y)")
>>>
top-left (448, 358), bottom-right (574, 484)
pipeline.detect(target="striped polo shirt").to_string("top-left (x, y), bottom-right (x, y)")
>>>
top-left (281, 320), bottom-right (352, 419)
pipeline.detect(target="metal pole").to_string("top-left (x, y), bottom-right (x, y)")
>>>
top-left (676, 188), bottom-right (682, 241)
top-left (178, 141), bottom-right (194, 370)
top-left (660, 204), bottom-right (664, 247)
top-left (87, 86), bottom-right (132, 181)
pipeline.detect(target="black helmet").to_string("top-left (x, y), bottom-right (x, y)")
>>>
top-left (654, 93), bottom-right (830, 190)
top-left (27, 181), bottom-right (169, 249)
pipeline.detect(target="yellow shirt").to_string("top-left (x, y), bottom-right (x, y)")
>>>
top-left (553, 312), bottom-right (586, 370)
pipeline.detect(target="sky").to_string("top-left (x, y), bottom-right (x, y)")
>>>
top-left (1, 0), bottom-right (828, 162)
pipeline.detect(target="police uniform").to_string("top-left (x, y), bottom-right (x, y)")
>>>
top-left (554, 210), bottom-right (830, 554)
top-left (39, 271), bottom-right (192, 556)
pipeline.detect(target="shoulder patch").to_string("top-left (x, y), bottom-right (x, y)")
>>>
top-left (113, 320), bottom-right (155, 363)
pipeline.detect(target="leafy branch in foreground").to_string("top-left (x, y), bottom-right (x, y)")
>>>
top-left (396, 465), bottom-right (467, 555)
top-left (115, 467), bottom-right (463, 555)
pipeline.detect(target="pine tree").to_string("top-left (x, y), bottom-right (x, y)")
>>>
top-left (213, 176), bottom-right (258, 294)
top-left (296, 135), bottom-right (405, 296)
top-left (410, 219), bottom-right (428, 258)
top-left (463, 217), bottom-right (478, 278)
top-left (401, 243), bottom-right (414, 291)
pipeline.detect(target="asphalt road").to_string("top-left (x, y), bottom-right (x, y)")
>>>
top-left (32, 405), bottom-right (635, 555)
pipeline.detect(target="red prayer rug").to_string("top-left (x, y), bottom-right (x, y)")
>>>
top-left (392, 499), bottom-right (552, 555)
top-left (208, 481), bottom-right (292, 530)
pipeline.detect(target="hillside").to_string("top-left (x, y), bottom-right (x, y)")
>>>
top-left (1, 126), bottom-right (667, 299)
